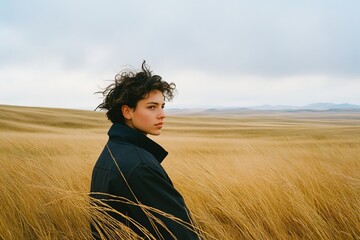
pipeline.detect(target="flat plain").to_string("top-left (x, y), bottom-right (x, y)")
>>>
top-left (0, 105), bottom-right (359, 239)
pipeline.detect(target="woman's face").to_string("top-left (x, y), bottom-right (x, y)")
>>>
top-left (124, 90), bottom-right (166, 135)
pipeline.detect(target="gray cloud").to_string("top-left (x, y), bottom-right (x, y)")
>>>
top-left (1, 1), bottom-right (359, 75)
top-left (0, 0), bottom-right (359, 108)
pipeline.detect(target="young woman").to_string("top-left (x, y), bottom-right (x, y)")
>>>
top-left (90, 62), bottom-right (200, 239)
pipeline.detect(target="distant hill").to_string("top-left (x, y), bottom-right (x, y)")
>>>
top-left (302, 103), bottom-right (360, 110)
top-left (0, 104), bottom-right (109, 133)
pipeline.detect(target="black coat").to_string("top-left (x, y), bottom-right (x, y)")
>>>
top-left (90, 123), bottom-right (200, 239)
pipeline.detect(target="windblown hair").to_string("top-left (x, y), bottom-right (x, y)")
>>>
top-left (95, 61), bottom-right (176, 123)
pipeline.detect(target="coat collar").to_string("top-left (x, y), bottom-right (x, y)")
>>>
top-left (108, 123), bottom-right (168, 163)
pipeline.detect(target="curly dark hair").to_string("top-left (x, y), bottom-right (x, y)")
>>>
top-left (95, 61), bottom-right (176, 124)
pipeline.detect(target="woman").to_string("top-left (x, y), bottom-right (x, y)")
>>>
top-left (90, 61), bottom-right (200, 239)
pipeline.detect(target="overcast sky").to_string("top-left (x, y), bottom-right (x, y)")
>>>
top-left (1, 0), bottom-right (359, 109)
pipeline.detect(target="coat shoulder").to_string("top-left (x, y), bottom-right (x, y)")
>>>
top-left (93, 140), bottom-right (161, 179)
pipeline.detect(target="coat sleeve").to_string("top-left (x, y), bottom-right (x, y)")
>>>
top-left (126, 163), bottom-right (200, 240)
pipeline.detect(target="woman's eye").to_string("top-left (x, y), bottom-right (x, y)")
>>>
top-left (149, 106), bottom-right (155, 109)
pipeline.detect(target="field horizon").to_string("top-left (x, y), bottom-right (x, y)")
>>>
top-left (0, 104), bottom-right (359, 239)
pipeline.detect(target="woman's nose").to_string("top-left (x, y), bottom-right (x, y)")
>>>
top-left (158, 108), bottom-right (166, 119)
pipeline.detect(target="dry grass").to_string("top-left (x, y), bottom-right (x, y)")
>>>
top-left (0, 104), bottom-right (359, 239)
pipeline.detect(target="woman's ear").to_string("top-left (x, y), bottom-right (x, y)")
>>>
top-left (121, 105), bottom-right (133, 120)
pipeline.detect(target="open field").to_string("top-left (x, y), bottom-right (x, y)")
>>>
top-left (0, 104), bottom-right (359, 239)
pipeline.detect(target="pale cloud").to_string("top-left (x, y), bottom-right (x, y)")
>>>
top-left (165, 71), bottom-right (360, 107)
top-left (0, 63), bottom-right (104, 109)
top-left (1, 63), bottom-right (359, 109)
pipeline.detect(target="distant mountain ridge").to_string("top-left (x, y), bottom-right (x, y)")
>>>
top-left (166, 103), bottom-right (360, 115)
top-left (249, 102), bottom-right (360, 111)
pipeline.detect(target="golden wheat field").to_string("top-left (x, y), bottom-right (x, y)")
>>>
top-left (0, 104), bottom-right (359, 240)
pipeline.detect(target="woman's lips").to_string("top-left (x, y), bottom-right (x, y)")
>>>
top-left (155, 122), bottom-right (163, 128)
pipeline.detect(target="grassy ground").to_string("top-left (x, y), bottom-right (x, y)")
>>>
top-left (0, 105), bottom-right (359, 239)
